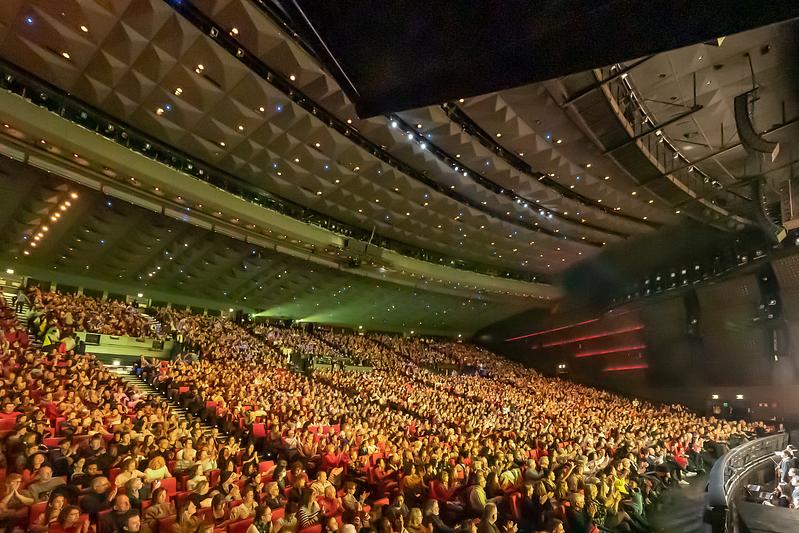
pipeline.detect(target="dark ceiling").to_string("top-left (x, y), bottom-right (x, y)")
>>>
top-left (281, 1), bottom-right (799, 116)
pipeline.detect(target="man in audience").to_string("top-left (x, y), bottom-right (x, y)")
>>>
top-left (80, 476), bottom-right (115, 519)
top-left (100, 494), bottom-right (135, 533)
top-left (27, 464), bottom-right (66, 501)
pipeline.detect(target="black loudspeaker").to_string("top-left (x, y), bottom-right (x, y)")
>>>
top-left (734, 90), bottom-right (780, 160)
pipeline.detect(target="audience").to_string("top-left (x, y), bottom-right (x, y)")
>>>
top-left (0, 288), bottom-right (770, 533)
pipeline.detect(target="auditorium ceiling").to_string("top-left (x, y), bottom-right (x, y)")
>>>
top-left (0, 1), bottom-right (796, 331)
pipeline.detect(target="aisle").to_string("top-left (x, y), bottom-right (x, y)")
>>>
top-left (648, 474), bottom-right (707, 533)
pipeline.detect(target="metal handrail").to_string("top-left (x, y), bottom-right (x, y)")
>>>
top-left (707, 432), bottom-right (789, 508)
top-left (597, 64), bottom-right (753, 224)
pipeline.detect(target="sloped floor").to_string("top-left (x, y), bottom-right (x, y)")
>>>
top-left (648, 475), bottom-right (707, 533)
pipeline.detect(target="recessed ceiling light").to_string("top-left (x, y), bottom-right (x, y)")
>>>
top-left (416, 124), bottom-right (422, 129)
top-left (219, 141), bottom-right (226, 147)
top-left (675, 209), bottom-right (681, 214)
top-left (346, 119), bottom-right (352, 124)
top-left (258, 106), bottom-right (265, 112)
top-left (61, 51), bottom-right (70, 59)
top-left (230, 27), bottom-right (239, 36)
top-left (174, 87), bottom-right (182, 96)
top-left (458, 98), bottom-right (464, 103)
top-left (289, 74), bottom-right (296, 81)
top-left (237, 125), bottom-right (244, 131)
top-left (556, 139), bottom-right (563, 144)
top-left (496, 133), bottom-right (502, 138)
top-left (314, 142), bottom-right (321, 148)
top-left (80, 25), bottom-right (88, 32)
top-left (519, 152), bottom-right (524, 156)
top-left (156, 107), bottom-right (165, 115)
top-left (648, 199), bottom-right (654, 204)
top-left (631, 191), bottom-right (637, 195)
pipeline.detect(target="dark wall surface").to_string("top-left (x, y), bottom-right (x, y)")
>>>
top-left (478, 255), bottom-right (799, 422)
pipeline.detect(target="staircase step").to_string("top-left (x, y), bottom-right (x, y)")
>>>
top-left (110, 365), bottom-right (226, 438)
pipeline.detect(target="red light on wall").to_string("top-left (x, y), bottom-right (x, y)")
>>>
top-left (603, 364), bottom-right (649, 372)
top-left (541, 325), bottom-right (644, 347)
top-left (505, 318), bottom-right (598, 342)
top-left (575, 344), bottom-right (646, 358)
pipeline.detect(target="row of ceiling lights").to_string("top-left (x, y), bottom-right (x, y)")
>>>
top-left (21, 190), bottom-right (78, 256)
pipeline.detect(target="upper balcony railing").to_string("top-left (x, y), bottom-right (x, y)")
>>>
top-left (598, 64), bottom-right (753, 227)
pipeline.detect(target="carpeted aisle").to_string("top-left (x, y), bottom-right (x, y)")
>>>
top-left (647, 474), bottom-right (708, 533)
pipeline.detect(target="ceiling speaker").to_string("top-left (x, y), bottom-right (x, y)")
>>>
top-left (735, 90), bottom-right (780, 161)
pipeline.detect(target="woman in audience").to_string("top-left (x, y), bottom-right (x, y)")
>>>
top-left (297, 488), bottom-right (321, 528)
top-left (115, 458), bottom-right (147, 488)
top-left (142, 487), bottom-right (175, 531)
top-left (0, 473), bottom-right (34, 530)
top-left (49, 505), bottom-right (89, 533)
top-left (210, 493), bottom-right (229, 527)
top-left (230, 485), bottom-right (259, 521)
top-left (171, 500), bottom-right (201, 533)
top-left (186, 465), bottom-right (207, 492)
top-left (276, 501), bottom-right (299, 532)
top-left (31, 492), bottom-right (66, 533)
top-left (126, 477), bottom-right (148, 510)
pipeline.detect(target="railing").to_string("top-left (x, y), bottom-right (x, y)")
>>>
top-left (0, 61), bottom-right (544, 284)
top-left (598, 64), bottom-right (753, 225)
top-left (705, 432), bottom-right (789, 532)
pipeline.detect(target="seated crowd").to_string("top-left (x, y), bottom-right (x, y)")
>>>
top-left (26, 288), bottom-right (153, 341)
top-left (0, 288), bottom-right (769, 533)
